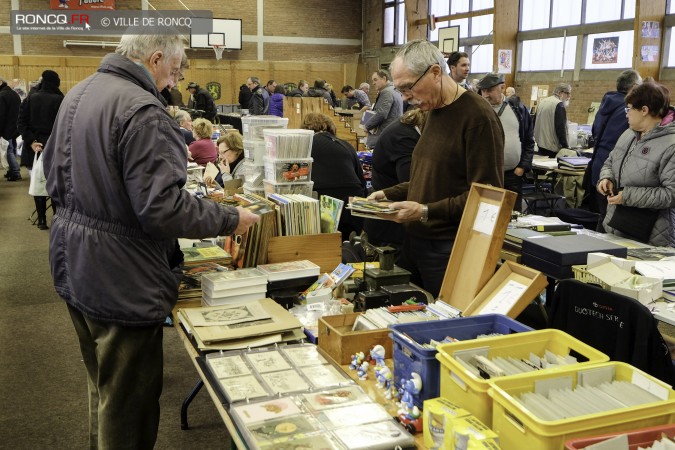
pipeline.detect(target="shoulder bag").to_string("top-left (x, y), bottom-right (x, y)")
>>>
top-left (606, 138), bottom-right (659, 243)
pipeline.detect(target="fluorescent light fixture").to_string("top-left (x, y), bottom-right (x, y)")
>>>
top-left (63, 40), bottom-right (120, 48)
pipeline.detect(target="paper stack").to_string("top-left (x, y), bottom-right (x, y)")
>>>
top-left (201, 267), bottom-right (268, 306)
top-left (179, 298), bottom-right (304, 351)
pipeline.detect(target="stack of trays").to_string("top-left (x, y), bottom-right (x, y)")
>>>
top-left (262, 129), bottom-right (315, 196)
top-left (239, 116), bottom-right (290, 194)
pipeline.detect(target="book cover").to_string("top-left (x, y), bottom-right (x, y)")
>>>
top-left (320, 195), bottom-right (344, 234)
top-left (521, 234), bottom-right (627, 266)
top-left (257, 260), bottom-right (320, 282)
top-left (181, 245), bottom-right (232, 266)
top-left (201, 268), bottom-right (267, 290)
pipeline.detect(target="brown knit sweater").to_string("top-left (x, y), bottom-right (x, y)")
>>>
top-left (383, 91), bottom-right (504, 240)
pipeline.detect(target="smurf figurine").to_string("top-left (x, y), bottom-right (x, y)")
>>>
top-left (356, 361), bottom-right (369, 380)
top-left (376, 366), bottom-right (394, 399)
top-left (398, 372), bottom-right (422, 415)
top-left (370, 344), bottom-right (386, 375)
top-left (349, 351), bottom-right (365, 371)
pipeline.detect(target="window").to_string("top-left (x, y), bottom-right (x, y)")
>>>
top-left (470, 43), bottom-right (494, 73)
top-left (383, 0), bottom-right (406, 46)
top-left (584, 30), bottom-right (634, 69)
top-left (520, 0), bottom-right (550, 31)
top-left (552, 0), bottom-right (581, 28)
top-left (521, 36), bottom-right (577, 71)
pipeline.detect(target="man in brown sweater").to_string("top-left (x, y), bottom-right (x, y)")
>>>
top-left (369, 39), bottom-right (504, 297)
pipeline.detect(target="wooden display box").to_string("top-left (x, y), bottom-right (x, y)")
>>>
top-left (318, 313), bottom-right (393, 365)
top-left (267, 232), bottom-right (341, 274)
top-left (463, 261), bottom-right (548, 318)
top-left (438, 183), bottom-right (517, 311)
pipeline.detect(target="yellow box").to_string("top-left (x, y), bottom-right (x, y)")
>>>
top-left (487, 362), bottom-right (675, 450)
top-left (436, 329), bottom-right (608, 426)
top-left (423, 397), bottom-right (472, 448)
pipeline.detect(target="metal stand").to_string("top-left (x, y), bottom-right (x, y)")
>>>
top-left (180, 379), bottom-right (204, 430)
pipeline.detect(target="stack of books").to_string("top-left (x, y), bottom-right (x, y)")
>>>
top-left (178, 262), bottom-right (230, 302)
top-left (181, 244), bottom-right (232, 267)
top-left (200, 267), bottom-right (268, 306)
top-left (257, 260), bottom-right (321, 282)
top-left (557, 155), bottom-right (591, 172)
top-left (346, 196), bottom-right (397, 220)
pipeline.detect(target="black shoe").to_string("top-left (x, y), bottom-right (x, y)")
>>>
top-left (7, 175), bottom-right (22, 181)
top-left (37, 221), bottom-right (49, 230)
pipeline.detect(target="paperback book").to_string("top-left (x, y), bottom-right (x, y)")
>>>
top-left (346, 196), bottom-right (397, 220)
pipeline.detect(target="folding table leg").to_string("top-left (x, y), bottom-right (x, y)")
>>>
top-left (181, 379), bottom-right (204, 430)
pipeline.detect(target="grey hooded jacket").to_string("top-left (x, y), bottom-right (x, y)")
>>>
top-left (43, 53), bottom-right (240, 326)
top-left (599, 118), bottom-right (675, 246)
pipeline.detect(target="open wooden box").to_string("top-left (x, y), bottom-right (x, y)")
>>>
top-left (438, 183), bottom-right (517, 311)
top-left (463, 260), bottom-right (548, 318)
top-left (317, 312), bottom-right (393, 365)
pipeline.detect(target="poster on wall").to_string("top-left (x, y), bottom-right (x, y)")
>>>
top-left (592, 37), bottom-right (619, 64)
top-left (641, 45), bottom-right (659, 62)
top-left (641, 21), bottom-right (660, 39)
top-left (50, 0), bottom-right (116, 10)
top-left (497, 49), bottom-right (512, 74)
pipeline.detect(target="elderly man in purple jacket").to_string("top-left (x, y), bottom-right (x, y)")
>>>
top-left (43, 33), bottom-right (259, 449)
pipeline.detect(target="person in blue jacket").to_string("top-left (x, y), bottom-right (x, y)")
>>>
top-left (589, 69), bottom-right (641, 227)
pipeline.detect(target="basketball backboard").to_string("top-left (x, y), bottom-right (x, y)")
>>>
top-left (190, 17), bottom-right (242, 50)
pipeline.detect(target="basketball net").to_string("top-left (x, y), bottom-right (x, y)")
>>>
top-left (212, 45), bottom-right (224, 60)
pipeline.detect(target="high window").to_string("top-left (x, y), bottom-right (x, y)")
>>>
top-left (384, 0), bottom-right (407, 46)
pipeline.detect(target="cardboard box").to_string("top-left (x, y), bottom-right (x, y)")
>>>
top-left (317, 313), bottom-right (392, 365)
top-left (463, 260), bottom-right (548, 318)
top-left (587, 262), bottom-right (662, 305)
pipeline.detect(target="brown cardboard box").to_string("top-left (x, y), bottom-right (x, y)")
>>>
top-left (318, 313), bottom-right (392, 365)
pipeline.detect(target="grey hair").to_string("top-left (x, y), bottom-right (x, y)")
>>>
top-left (616, 69), bottom-right (641, 94)
top-left (174, 110), bottom-right (191, 124)
top-left (116, 34), bottom-right (184, 62)
top-left (553, 83), bottom-right (572, 95)
top-left (249, 77), bottom-right (260, 85)
top-left (394, 39), bottom-right (449, 76)
top-left (359, 82), bottom-right (370, 90)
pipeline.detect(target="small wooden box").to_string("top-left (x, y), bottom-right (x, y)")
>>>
top-left (318, 313), bottom-right (393, 365)
top-left (463, 261), bottom-right (548, 318)
top-left (438, 183), bottom-right (517, 311)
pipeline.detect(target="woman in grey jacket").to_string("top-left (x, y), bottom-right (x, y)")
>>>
top-left (597, 80), bottom-right (675, 246)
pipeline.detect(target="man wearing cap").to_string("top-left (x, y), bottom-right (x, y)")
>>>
top-left (186, 81), bottom-right (217, 121)
top-left (534, 83), bottom-right (572, 157)
top-left (246, 76), bottom-right (269, 115)
top-left (477, 73), bottom-right (534, 211)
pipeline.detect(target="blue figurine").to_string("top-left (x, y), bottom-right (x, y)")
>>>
top-left (398, 372), bottom-right (422, 415)
top-left (356, 361), bottom-right (369, 380)
top-left (370, 344), bottom-right (386, 376)
top-left (349, 351), bottom-right (364, 371)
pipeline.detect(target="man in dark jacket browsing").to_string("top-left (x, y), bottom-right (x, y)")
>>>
top-left (42, 33), bottom-right (259, 449)
top-left (186, 81), bottom-right (217, 121)
top-left (0, 77), bottom-right (21, 181)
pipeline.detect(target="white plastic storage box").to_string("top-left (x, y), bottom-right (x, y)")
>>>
top-left (263, 157), bottom-right (313, 183)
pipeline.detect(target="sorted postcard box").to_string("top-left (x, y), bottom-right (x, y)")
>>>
top-left (463, 260), bottom-right (548, 319)
top-left (318, 313), bottom-right (392, 365)
top-left (438, 183), bottom-right (517, 311)
top-left (586, 262), bottom-right (662, 305)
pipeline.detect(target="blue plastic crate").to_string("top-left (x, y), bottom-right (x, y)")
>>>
top-left (389, 314), bottom-right (533, 409)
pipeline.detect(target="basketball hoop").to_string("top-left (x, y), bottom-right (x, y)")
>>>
top-left (212, 45), bottom-right (224, 60)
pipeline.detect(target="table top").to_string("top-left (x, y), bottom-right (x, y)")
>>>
top-left (651, 301), bottom-right (675, 326)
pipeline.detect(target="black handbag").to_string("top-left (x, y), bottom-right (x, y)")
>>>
top-left (607, 205), bottom-right (659, 243)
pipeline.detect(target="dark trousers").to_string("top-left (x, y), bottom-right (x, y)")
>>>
top-left (397, 235), bottom-right (454, 298)
top-left (504, 170), bottom-right (524, 212)
top-left (68, 305), bottom-right (164, 450)
top-left (6, 138), bottom-right (20, 176)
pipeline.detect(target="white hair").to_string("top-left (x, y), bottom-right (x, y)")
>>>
top-left (116, 33), bottom-right (184, 62)
top-left (394, 39), bottom-right (449, 76)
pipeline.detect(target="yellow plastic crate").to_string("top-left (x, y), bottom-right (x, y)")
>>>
top-left (487, 362), bottom-right (675, 450)
top-left (435, 329), bottom-right (608, 427)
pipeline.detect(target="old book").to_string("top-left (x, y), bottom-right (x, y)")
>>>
top-left (256, 260), bottom-right (320, 282)
top-left (181, 245), bottom-right (232, 267)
